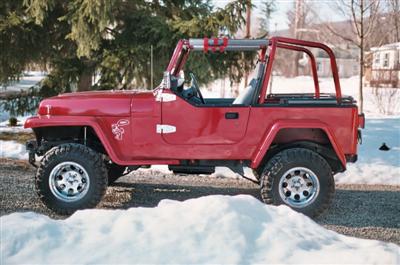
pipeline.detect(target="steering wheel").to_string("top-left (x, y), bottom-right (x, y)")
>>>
top-left (189, 72), bottom-right (205, 104)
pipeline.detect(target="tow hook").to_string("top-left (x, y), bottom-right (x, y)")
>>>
top-left (26, 140), bottom-right (38, 167)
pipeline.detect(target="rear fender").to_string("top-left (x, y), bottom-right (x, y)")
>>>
top-left (251, 119), bottom-right (346, 169)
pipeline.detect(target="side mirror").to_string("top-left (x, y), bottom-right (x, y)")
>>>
top-left (163, 71), bottom-right (171, 89)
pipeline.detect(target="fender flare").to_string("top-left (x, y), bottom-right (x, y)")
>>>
top-left (250, 119), bottom-right (346, 169)
top-left (25, 115), bottom-right (125, 165)
top-left (25, 115), bottom-right (180, 166)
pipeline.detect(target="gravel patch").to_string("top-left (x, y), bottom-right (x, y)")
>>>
top-left (1, 158), bottom-right (399, 245)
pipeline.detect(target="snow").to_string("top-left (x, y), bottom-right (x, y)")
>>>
top-left (199, 76), bottom-right (400, 185)
top-left (143, 117), bottom-right (400, 185)
top-left (0, 140), bottom-right (28, 160)
top-left (0, 71), bottom-right (46, 92)
top-left (1, 195), bottom-right (399, 264)
top-left (204, 75), bottom-right (400, 118)
top-left (335, 117), bottom-right (400, 185)
top-left (0, 76), bottom-right (398, 185)
top-left (0, 116), bottom-right (31, 133)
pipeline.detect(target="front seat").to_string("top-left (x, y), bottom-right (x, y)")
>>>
top-left (232, 62), bottom-right (265, 105)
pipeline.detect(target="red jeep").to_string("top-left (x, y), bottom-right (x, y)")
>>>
top-left (25, 37), bottom-right (364, 217)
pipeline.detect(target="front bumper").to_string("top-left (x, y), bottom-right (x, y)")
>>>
top-left (26, 140), bottom-right (38, 167)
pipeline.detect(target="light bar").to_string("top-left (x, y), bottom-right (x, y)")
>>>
top-left (188, 38), bottom-right (269, 52)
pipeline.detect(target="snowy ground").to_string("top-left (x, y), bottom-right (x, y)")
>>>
top-left (0, 71), bottom-right (46, 93)
top-left (0, 76), bottom-right (399, 264)
top-left (1, 195), bottom-right (399, 264)
top-left (1, 116), bottom-right (398, 185)
top-left (205, 75), bottom-right (400, 118)
top-left (335, 118), bottom-right (400, 185)
top-left (0, 76), bottom-right (399, 185)
top-left (0, 71), bottom-right (46, 122)
top-left (0, 140), bottom-right (28, 160)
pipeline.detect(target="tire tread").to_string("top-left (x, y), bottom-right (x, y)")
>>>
top-left (260, 148), bottom-right (335, 217)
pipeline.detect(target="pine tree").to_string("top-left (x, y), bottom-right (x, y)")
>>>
top-left (1, 0), bottom-right (251, 94)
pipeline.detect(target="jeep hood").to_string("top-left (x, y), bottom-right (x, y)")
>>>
top-left (37, 90), bottom-right (155, 116)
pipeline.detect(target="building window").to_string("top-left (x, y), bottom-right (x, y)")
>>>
top-left (383, 53), bottom-right (389, 67)
top-left (398, 51), bottom-right (400, 68)
top-left (317, 62), bottom-right (322, 71)
top-left (374, 53), bottom-right (380, 66)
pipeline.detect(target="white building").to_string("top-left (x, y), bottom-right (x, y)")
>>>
top-left (313, 46), bottom-right (359, 78)
top-left (370, 42), bottom-right (400, 88)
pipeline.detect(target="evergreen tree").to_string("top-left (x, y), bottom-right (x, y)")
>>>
top-left (258, 0), bottom-right (275, 38)
top-left (1, 0), bottom-right (251, 95)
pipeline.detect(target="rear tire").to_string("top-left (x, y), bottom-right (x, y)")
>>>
top-left (35, 144), bottom-right (107, 215)
top-left (260, 148), bottom-right (335, 217)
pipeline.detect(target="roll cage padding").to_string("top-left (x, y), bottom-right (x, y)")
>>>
top-left (189, 38), bottom-right (269, 52)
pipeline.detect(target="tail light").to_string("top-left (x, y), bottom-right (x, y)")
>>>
top-left (358, 113), bottom-right (365, 129)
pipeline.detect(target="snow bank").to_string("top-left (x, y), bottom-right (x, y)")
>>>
top-left (1, 195), bottom-right (399, 264)
top-left (335, 118), bottom-right (400, 185)
top-left (0, 140), bottom-right (28, 160)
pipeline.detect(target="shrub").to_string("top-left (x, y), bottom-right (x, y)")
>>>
top-left (8, 117), bottom-right (18, 127)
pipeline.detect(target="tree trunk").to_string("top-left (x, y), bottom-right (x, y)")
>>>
top-left (293, 0), bottom-right (304, 77)
top-left (359, 44), bottom-right (364, 114)
top-left (243, 1), bottom-right (251, 88)
top-left (77, 68), bottom-right (93, 91)
top-left (359, 0), bottom-right (364, 114)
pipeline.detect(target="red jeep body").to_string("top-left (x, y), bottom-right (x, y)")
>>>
top-left (24, 37), bottom-right (364, 216)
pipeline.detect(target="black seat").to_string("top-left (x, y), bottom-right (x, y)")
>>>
top-left (232, 62), bottom-right (265, 105)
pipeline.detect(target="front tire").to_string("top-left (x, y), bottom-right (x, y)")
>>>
top-left (35, 144), bottom-right (107, 215)
top-left (260, 148), bottom-right (335, 217)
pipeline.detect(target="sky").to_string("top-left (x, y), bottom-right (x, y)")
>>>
top-left (213, 0), bottom-right (348, 31)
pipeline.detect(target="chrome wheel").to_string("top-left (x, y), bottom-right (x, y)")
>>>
top-left (49, 161), bottom-right (90, 202)
top-left (278, 167), bottom-right (320, 208)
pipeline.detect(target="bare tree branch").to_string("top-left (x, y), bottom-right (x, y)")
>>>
top-left (324, 22), bottom-right (359, 46)
top-left (351, 0), bottom-right (361, 38)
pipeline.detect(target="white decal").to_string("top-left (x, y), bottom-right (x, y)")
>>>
top-left (46, 105), bottom-right (52, 116)
top-left (112, 119), bottom-right (129, 141)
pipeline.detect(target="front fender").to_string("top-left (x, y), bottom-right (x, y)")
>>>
top-left (250, 119), bottom-right (346, 169)
top-left (25, 115), bottom-right (179, 166)
top-left (25, 115), bottom-right (124, 165)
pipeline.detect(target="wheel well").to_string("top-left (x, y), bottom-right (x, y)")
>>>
top-left (256, 128), bottom-right (344, 176)
top-left (33, 126), bottom-right (107, 156)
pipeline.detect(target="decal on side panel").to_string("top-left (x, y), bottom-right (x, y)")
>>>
top-left (111, 119), bottom-right (129, 141)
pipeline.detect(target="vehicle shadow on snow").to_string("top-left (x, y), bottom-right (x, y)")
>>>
top-left (105, 181), bottom-right (399, 229)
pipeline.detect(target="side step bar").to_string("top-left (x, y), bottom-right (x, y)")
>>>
top-left (168, 165), bottom-right (215, 175)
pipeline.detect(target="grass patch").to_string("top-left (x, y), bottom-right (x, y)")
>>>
top-left (0, 132), bottom-right (35, 144)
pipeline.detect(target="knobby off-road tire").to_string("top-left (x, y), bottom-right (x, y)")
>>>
top-left (36, 144), bottom-right (108, 215)
top-left (260, 148), bottom-right (335, 217)
top-left (106, 162), bottom-right (126, 185)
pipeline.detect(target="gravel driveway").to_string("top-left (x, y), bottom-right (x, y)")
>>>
top-left (1, 158), bottom-right (399, 245)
